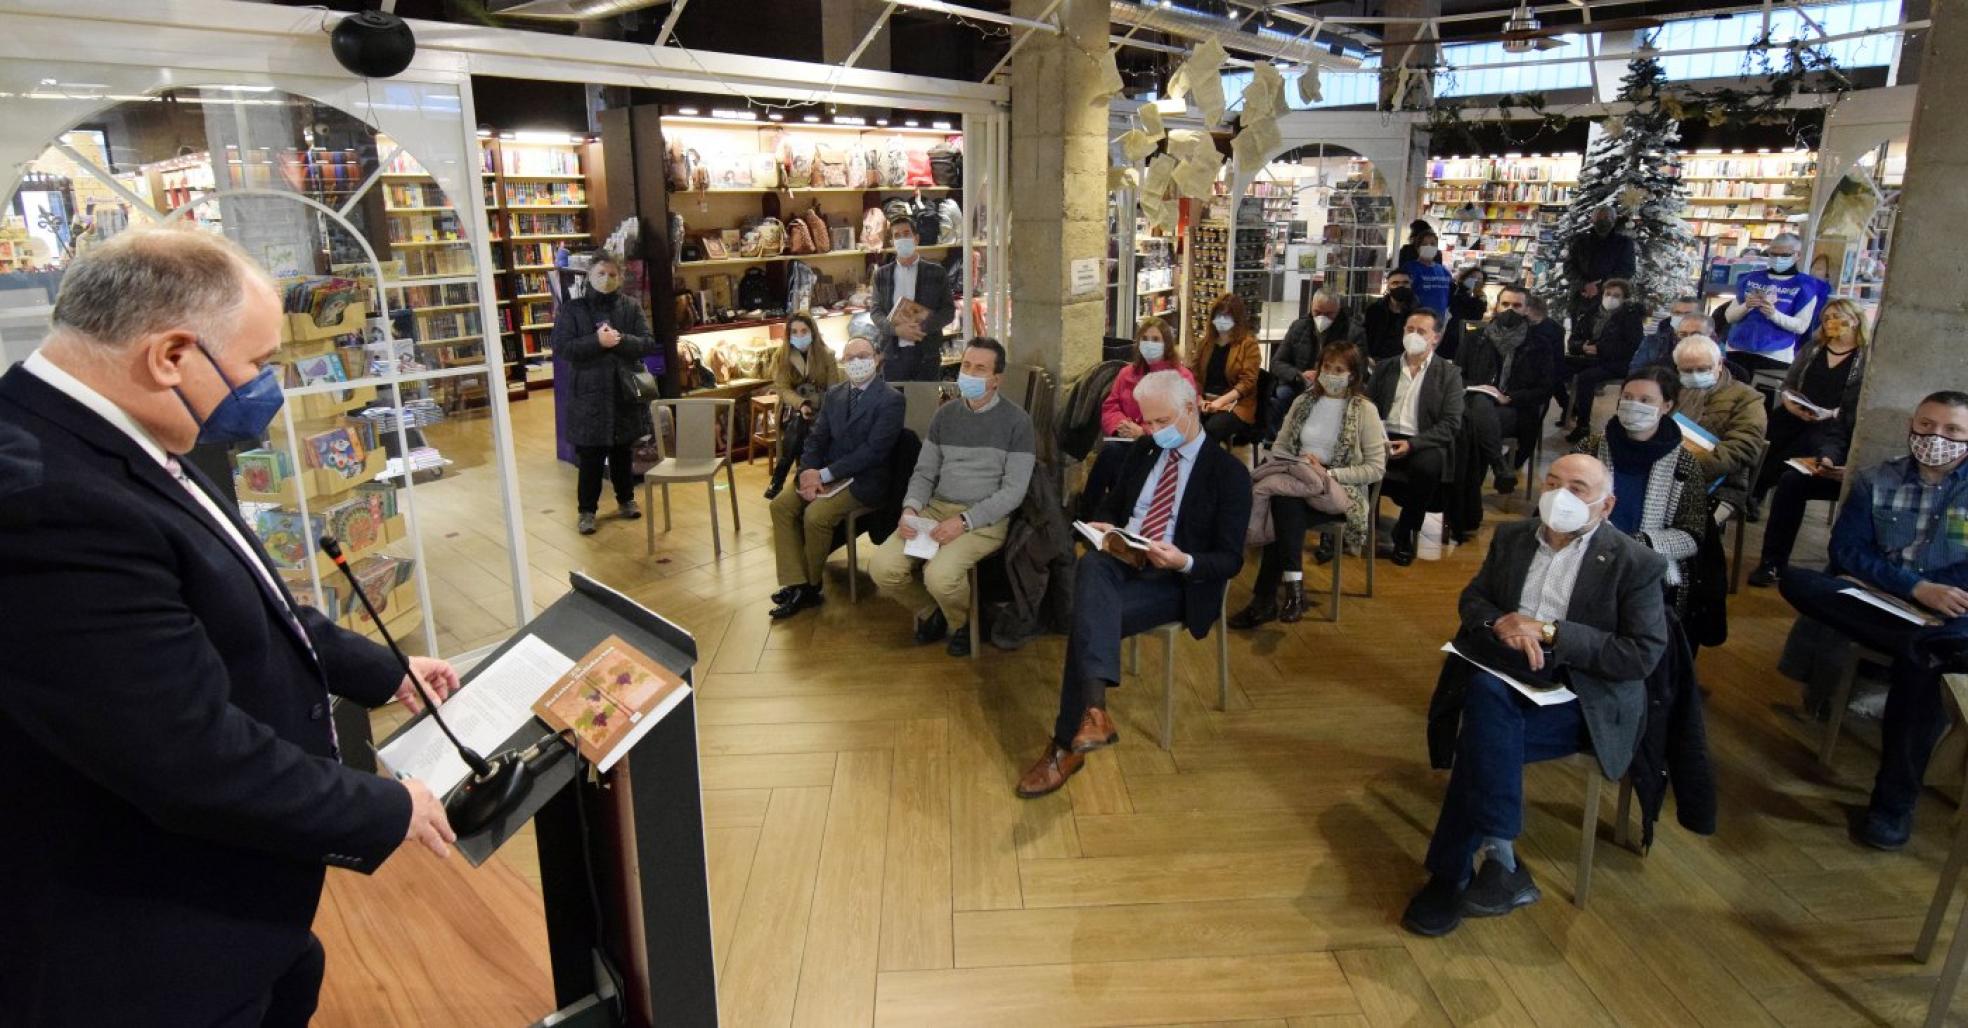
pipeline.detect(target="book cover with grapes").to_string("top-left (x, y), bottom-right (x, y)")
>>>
top-left (531, 634), bottom-right (688, 769)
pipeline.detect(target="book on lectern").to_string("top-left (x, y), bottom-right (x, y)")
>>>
top-left (532, 635), bottom-right (691, 771)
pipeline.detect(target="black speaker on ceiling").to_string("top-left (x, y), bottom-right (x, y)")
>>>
top-left (331, 11), bottom-right (417, 79)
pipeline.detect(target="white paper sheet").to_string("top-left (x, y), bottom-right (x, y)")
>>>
top-left (1838, 586), bottom-right (1941, 626)
top-left (902, 515), bottom-right (942, 560)
top-left (1783, 389), bottom-right (1838, 420)
top-left (1440, 641), bottom-right (1578, 707)
top-left (377, 635), bottom-right (577, 795)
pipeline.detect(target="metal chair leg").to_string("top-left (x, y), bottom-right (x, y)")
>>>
top-left (727, 463), bottom-right (741, 533)
top-left (1916, 808), bottom-right (1968, 964)
top-left (968, 569), bottom-right (979, 662)
top-left (1821, 651), bottom-right (1862, 767)
top-left (1161, 631), bottom-right (1176, 751)
top-left (1577, 768), bottom-right (1602, 908)
top-left (1216, 606), bottom-right (1230, 712)
top-left (1327, 537), bottom-right (1343, 622)
top-left (1729, 511), bottom-right (1746, 595)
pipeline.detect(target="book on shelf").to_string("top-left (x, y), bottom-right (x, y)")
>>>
top-left (255, 509), bottom-right (327, 571)
top-left (502, 147), bottom-right (582, 177)
top-left (235, 448), bottom-right (294, 494)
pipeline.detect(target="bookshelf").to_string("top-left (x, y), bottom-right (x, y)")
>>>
top-left (1423, 154), bottom-right (1580, 280)
top-left (1672, 150), bottom-right (1816, 260)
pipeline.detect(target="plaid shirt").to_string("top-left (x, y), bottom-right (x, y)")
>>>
top-left (1832, 456), bottom-right (1968, 599)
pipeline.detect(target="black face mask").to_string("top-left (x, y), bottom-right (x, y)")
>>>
top-left (1388, 286), bottom-right (1415, 306)
top-left (1493, 309), bottom-right (1525, 329)
top-left (1593, 221), bottom-right (1613, 236)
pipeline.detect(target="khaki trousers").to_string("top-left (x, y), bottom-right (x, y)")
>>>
top-left (769, 486), bottom-right (865, 589)
top-left (867, 498), bottom-right (1008, 627)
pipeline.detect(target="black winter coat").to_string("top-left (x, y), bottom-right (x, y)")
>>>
top-left (552, 291), bottom-right (655, 447)
top-left (1271, 310), bottom-right (1354, 384)
top-left (1457, 322), bottom-right (1558, 417)
top-left (1628, 611), bottom-right (1718, 849)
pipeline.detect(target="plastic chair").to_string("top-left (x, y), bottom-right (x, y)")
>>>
top-left (1123, 591), bottom-right (1232, 750)
top-left (642, 398), bottom-right (740, 558)
top-left (1569, 754), bottom-right (1638, 908)
top-left (1300, 479), bottom-right (1381, 621)
top-left (1817, 641), bottom-right (1896, 767)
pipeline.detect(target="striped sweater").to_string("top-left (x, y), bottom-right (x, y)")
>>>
top-left (904, 392), bottom-right (1036, 530)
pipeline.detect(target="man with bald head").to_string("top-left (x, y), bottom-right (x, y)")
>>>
top-left (1405, 453), bottom-right (1670, 937)
top-left (0, 227), bottom-right (458, 1025)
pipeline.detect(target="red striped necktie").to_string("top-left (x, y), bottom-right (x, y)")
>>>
top-left (1142, 449), bottom-right (1182, 541)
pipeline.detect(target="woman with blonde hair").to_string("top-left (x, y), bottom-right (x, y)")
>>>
top-left (1190, 292), bottom-right (1261, 446)
top-left (1748, 297), bottom-right (1872, 586)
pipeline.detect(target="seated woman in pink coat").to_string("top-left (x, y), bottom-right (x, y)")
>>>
top-left (1082, 316), bottom-right (1196, 512)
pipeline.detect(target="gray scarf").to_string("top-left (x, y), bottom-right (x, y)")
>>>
top-left (1486, 318), bottom-right (1530, 385)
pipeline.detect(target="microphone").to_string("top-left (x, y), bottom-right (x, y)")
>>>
top-left (319, 535), bottom-right (530, 837)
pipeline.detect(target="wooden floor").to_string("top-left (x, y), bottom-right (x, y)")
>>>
top-left (316, 391), bottom-right (1968, 1027)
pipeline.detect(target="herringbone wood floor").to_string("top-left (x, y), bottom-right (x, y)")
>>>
top-left (315, 392), bottom-right (1968, 1027)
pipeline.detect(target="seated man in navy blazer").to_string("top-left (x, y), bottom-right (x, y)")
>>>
top-left (768, 315), bottom-right (906, 619)
top-left (1405, 453), bottom-right (1668, 937)
top-left (1017, 370), bottom-right (1252, 797)
top-left (0, 228), bottom-right (458, 1027)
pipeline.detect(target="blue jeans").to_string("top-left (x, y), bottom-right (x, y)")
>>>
top-left (1424, 670), bottom-right (1587, 880)
top-left (1780, 566), bottom-right (1947, 820)
top-left (1051, 551), bottom-right (1186, 749)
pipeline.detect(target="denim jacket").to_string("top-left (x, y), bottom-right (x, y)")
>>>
top-left (1830, 456), bottom-right (1968, 599)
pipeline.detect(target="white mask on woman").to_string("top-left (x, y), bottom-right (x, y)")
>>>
top-left (1616, 399), bottom-right (1661, 433)
top-left (1212, 315), bottom-right (1235, 334)
top-left (1417, 244), bottom-right (1439, 261)
top-left (1602, 295), bottom-right (1624, 312)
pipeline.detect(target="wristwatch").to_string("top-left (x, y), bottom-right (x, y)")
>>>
top-left (1540, 621), bottom-right (1558, 647)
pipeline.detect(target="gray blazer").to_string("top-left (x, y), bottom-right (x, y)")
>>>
top-left (871, 258), bottom-right (955, 382)
top-left (1367, 354), bottom-right (1465, 482)
top-left (1454, 518), bottom-right (1670, 780)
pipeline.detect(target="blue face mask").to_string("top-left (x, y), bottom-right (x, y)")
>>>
top-left (790, 332), bottom-right (812, 351)
top-left (1152, 421), bottom-right (1188, 449)
top-left (177, 341), bottom-right (285, 446)
top-left (956, 371), bottom-right (989, 401)
top-left (1769, 255), bottom-right (1797, 273)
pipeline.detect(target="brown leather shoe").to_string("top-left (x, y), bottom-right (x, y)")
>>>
top-left (1015, 745), bottom-right (1084, 798)
top-left (1070, 706), bottom-right (1119, 754)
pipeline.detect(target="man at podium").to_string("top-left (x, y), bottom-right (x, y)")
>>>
top-left (0, 228), bottom-right (459, 1027)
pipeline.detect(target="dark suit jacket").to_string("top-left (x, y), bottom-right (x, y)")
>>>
top-left (1096, 436), bottom-right (1253, 637)
top-left (1368, 354), bottom-right (1465, 466)
top-left (1449, 519), bottom-right (1670, 780)
top-left (0, 366), bottom-right (411, 1024)
top-left (800, 376), bottom-right (906, 507)
top-left (872, 258), bottom-right (955, 382)
top-left (1270, 309), bottom-right (1353, 384)
top-left (1457, 323), bottom-right (1558, 416)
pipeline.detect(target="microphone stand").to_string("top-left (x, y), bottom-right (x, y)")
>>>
top-left (319, 535), bottom-right (530, 836)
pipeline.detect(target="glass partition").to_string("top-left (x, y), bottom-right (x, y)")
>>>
top-left (0, 69), bottom-right (527, 660)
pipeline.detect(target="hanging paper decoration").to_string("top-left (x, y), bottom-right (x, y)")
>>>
top-left (1117, 129), bottom-right (1158, 163)
top-left (1166, 62), bottom-right (1193, 102)
top-left (1107, 166), bottom-right (1140, 193)
top-left (1139, 102), bottom-right (1165, 141)
top-left (1296, 63), bottom-right (1322, 105)
top-left (1173, 153), bottom-right (1222, 199)
top-left (1165, 129), bottom-right (1215, 165)
top-left (1243, 63), bottom-right (1288, 121)
top-left (1232, 118), bottom-right (1282, 173)
top-left (1174, 38), bottom-right (1230, 128)
top-left (1092, 46), bottom-right (1125, 102)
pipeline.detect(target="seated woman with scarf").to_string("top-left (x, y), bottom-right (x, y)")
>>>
top-left (1577, 366), bottom-right (1712, 614)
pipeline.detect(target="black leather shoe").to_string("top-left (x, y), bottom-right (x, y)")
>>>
top-left (1747, 562), bottom-right (1782, 588)
top-left (1228, 596), bottom-right (1279, 630)
top-left (1461, 858), bottom-right (1540, 917)
top-left (1494, 472), bottom-right (1518, 495)
top-left (1278, 581), bottom-right (1307, 623)
top-left (946, 626), bottom-right (972, 658)
top-left (1312, 536), bottom-right (1336, 565)
top-left (771, 585), bottom-right (800, 605)
top-left (769, 584), bottom-right (823, 620)
top-left (1391, 530), bottom-right (1417, 567)
top-left (1850, 806), bottom-right (1911, 851)
top-left (1565, 423), bottom-right (1589, 444)
top-left (914, 608), bottom-right (949, 645)
top-left (1402, 875), bottom-right (1464, 937)
top-left (763, 483), bottom-right (782, 500)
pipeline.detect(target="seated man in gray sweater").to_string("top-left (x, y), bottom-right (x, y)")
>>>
top-left (869, 337), bottom-right (1036, 657)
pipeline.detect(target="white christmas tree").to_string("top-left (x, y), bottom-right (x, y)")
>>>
top-left (1537, 54), bottom-right (1698, 309)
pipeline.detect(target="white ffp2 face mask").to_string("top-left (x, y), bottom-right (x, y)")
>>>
top-left (1538, 487), bottom-right (1598, 534)
top-left (1313, 315), bottom-right (1333, 334)
top-left (1402, 332), bottom-right (1430, 357)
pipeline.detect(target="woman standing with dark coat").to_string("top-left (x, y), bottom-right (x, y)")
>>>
top-left (552, 255), bottom-right (656, 535)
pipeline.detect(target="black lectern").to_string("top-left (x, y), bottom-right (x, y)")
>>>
top-left (379, 572), bottom-right (716, 1027)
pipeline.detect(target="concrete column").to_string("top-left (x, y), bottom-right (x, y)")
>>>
top-left (822, 0), bottom-right (892, 69)
top-left (1378, 0), bottom-right (1439, 110)
top-left (1007, 0), bottom-right (1109, 379)
top-left (1848, 5), bottom-right (1968, 468)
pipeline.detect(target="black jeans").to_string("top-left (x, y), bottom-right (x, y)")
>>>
top-left (1383, 434), bottom-right (1445, 543)
top-left (1751, 407), bottom-right (1834, 499)
top-left (1567, 364), bottom-right (1624, 425)
top-left (1253, 494), bottom-right (1315, 595)
top-left (772, 410), bottom-right (812, 488)
top-left (1203, 410), bottom-right (1254, 447)
top-left (1758, 468), bottom-right (1843, 568)
top-left (1464, 393), bottom-right (1537, 478)
top-left (1052, 551), bottom-right (1187, 748)
top-left (216, 932), bottom-right (324, 1028)
top-left (576, 443), bottom-right (636, 513)
top-left (1267, 380), bottom-right (1302, 439)
top-left (1780, 567), bottom-right (1954, 820)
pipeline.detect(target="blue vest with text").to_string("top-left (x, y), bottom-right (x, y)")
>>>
top-left (1727, 271), bottom-right (1824, 357)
